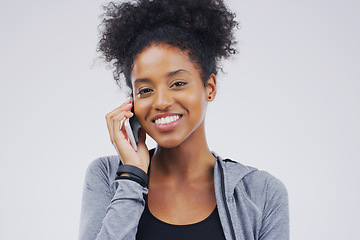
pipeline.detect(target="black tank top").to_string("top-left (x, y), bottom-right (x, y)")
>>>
top-left (136, 201), bottom-right (226, 240)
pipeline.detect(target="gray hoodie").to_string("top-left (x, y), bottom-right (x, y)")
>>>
top-left (79, 152), bottom-right (289, 240)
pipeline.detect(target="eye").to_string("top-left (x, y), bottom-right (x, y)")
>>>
top-left (137, 88), bottom-right (153, 97)
top-left (171, 81), bottom-right (187, 88)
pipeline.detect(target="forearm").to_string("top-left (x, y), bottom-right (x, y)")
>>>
top-left (79, 167), bottom-right (148, 240)
top-left (95, 179), bottom-right (148, 239)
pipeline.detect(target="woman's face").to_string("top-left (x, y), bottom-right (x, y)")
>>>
top-left (131, 44), bottom-right (216, 148)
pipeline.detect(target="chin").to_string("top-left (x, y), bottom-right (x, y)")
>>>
top-left (157, 144), bottom-right (179, 149)
top-left (152, 135), bottom-right (185, 149)
top-left (155, 140), bottom-right (182, 149)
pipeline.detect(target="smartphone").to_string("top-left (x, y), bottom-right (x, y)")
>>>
top-left (124, 105), bottom-right (141, 151)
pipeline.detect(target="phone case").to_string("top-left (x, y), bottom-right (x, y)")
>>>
top-left (124, 107), bottom-right (141, 151)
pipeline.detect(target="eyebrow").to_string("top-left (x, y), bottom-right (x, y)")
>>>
top-left (134, 69), bottom-right (189, 85)
top-left (166, 69), bottom-right (189, 77)
top-left (133, 78), bottom-right (151, 85)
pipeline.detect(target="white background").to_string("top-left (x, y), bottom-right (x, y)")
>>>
top-left (0, 0), bottom-right (359, 239)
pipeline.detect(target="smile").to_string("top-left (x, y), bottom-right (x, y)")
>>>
top-left (154, 115), bottom-right (181, 125)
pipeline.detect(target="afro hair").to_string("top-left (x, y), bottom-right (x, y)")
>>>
top-left (98, 0), bottom-right (239, 89)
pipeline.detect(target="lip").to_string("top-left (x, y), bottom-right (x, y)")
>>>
top-left (150, 113), bottom-right (183, 132)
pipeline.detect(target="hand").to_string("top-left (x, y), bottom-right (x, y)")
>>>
top-left (105, 99), bottom-right (150, 173)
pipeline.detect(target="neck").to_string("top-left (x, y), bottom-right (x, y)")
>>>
top-left (151, 122), bottom-right (215, 183)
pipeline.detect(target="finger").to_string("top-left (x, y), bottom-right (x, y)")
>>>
top-left (106, 110), bottom-right (132, 144)
top-left (105, 99), bottom-right (132, 119)
top-left (113, 111), bottom-right (133, 141)
top-left (105, 102), bottom-right (133, 143)
top-left (105, 102), bottom-right (132, 119)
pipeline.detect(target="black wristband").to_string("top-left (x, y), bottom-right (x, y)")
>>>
top-left (115, 175), bottom-right (147, 187)
top-left (116, 165), bottom-right (149, 187)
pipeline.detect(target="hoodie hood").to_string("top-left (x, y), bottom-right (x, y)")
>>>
top-left (213, 152), bottom-right (257, 197)
top-left (212, 152), bottom-right (258, 240)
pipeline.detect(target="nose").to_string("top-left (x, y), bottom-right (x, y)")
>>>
top-left (153, 88), bottom-right (173, 111)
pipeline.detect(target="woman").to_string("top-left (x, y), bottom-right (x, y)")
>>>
top-left (79, 0), bottom-right (289, 239)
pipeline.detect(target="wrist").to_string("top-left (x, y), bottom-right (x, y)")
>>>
top-left (116, 164), bottom-right (149, 187)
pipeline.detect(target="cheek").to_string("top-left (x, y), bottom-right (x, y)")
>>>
top-left (134, 102), bottom-right (149, 124)
top-left (184, 88), bottom-right (207, 110)
top-left (180, 84), bottom-right (206, 101)
top-left (178, 89), bottom-right (207, 123)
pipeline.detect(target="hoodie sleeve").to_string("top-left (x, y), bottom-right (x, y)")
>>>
top-left (79, 157), bottom-right (147, 240)
top-left (258, 174), bottom-right (289, 240)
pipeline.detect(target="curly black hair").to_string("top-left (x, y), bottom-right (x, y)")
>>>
top-left (98, 0), bottom-right (238, 89)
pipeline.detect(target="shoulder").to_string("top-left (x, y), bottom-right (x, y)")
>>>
top-left (238, 168), bottom-right (288, 217)
top-left (227, 161), bottom-right (289, 238)
top-left (87, 155), bottom-right (119, 172)
top-left (220, 157), bottom-right (288, 210)
top-left (219, 157), bottom-right (287, 195)
top-left (84, 155), bottom-right (120, 190)
top-left (241, 170), bottom-right (288, 205)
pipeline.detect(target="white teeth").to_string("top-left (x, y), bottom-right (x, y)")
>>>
top-left (155, 115), bottom-right (180, 125)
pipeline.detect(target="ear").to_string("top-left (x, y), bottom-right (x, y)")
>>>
top-left (205, 73), bottom-right (217, 102)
